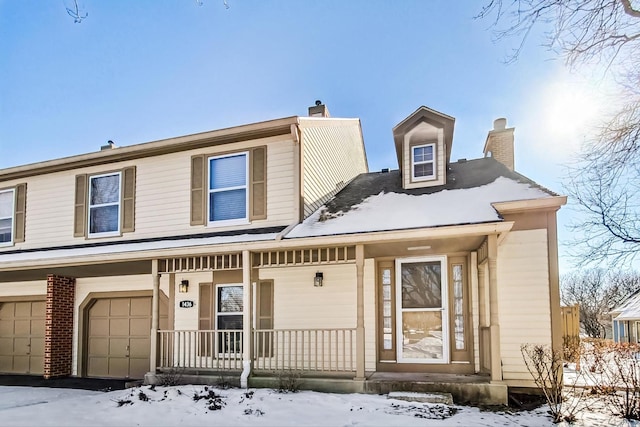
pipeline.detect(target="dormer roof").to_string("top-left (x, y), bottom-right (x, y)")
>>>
top-left (392, 106), bottom-right (455, 170)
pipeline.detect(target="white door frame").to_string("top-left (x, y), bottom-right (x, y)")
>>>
top-left (395, 255), bottom-right (449, 364)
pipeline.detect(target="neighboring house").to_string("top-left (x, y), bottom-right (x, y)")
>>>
top-left (611, 291), bottom-right (640, 343)
top-left (0, 103), bottom-right (565, 405)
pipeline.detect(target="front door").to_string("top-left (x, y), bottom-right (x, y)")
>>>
top-left (396, 256), bottom-right (448, 363)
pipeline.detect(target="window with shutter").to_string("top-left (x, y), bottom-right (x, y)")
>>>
top-left (192, 147), bottom-right (267, 228)
top-left (74, 167), bottom-right (136, 238)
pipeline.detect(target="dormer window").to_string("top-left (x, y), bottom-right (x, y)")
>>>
top-left (412, 143), bottom-right (436, 181)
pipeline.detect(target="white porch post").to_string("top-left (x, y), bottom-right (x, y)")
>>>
top-left (487, 234), bottom-right (502, 382)
top-left (150, 259), bottom-right (160, 373)
top-left (241, 250), bottom-right (252, 388)
top-left (355, 244), bottom-right (365, 380)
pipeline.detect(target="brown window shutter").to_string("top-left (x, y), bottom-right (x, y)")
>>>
top-left (250, 146), bottom-right (267, 220)
top-left (199, 283), bottom-right (213, 357)
top-left (121, 166), bottom-right (136, 233)
top-left (13, 183), bottom-right (26, 243)
top-left (74, 174), bottom-right (87, 237)
top-left (191, 155), bottom-right (206, 225)
top-left (256, 280), bottom-right (274, 357)
top-left (199, 283), bottom-right (213, 330)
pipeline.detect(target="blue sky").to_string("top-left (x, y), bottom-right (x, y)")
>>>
top-left (0, 1), bottom-right (608, 272)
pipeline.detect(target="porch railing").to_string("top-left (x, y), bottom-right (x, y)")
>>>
top-left (158, 330), bottom-right (244, 371)
top-left (253, 328), bottom-right (356, 373)
top-left (156, 328), bottom-right (356, 374)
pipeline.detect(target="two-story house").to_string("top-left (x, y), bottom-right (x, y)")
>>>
top-left (0, 103), bottom-right (565, 405)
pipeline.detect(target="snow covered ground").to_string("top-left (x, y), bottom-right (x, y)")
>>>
top-left (0, 384), bottom-right (635, 426)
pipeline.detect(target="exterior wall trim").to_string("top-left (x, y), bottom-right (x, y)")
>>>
top-left (0, 117), bottom-right (298, 181)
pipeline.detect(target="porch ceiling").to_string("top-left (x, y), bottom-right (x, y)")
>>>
top-left (364, 235), bottom-right (485, 258)
top-left (0, 260), bottom-right (152, 283)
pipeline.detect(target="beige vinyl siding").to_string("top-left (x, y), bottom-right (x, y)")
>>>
top-left (260, 261), bottom-right (376, 371)
top-left (170, 272), bottom-right (216, 331)
top-left (497, 229), bottom-right (551, 387)
top-left (0, 137), bottom-right (296, 252)
top-left (0, 280), bottom-right (46, 297)
top-left (299, 119), bottom-right (367, 218)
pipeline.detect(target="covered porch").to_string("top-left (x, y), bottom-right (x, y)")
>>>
top-left (146, 223), bottom-right (513, 404)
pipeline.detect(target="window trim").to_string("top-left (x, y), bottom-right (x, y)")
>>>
top-left (411, 143), bottom-right (436, 181)
top-left (215, 283), bottom-right (244, 357)
top-left (87, 171), bottom-right (122, 238)
top-left (0, 188), bottom-right (15, 247)
top-left (207, 152), bottom-right (250, 227)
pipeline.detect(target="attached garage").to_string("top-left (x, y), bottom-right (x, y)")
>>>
top-left (0, 300), bottom-right (45, 375)
top-left (86, 296), bottom-right (167, 379)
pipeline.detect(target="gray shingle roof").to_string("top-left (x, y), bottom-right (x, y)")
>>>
top-left (323, 157), bottom-right (557, 216)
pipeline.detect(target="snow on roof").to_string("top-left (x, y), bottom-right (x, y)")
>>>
top-left (286, 176), bottom-right (552, 238)
top-left (0, 232), bottom-right (279, 263)
top-left (612, 293), bottom-right (640, 321)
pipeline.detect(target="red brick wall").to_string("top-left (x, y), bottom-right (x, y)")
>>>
top-left (44, 275), bottom-right (75, 379)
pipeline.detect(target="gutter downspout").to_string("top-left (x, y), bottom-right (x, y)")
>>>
top-left (241, 250), bottom-right (252, 388)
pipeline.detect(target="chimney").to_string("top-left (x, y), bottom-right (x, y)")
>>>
top-left (308, 100), bottom-right (330, 118)
top-left (483, 118), bottom-right (515, 170)
top-left (101, 140), bottom-right (116, 151)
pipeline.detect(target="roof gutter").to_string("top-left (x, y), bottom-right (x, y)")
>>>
top-left (0, 221), bottom-right (514, 271)
top-left (0, 116), bottom-right (299, 180)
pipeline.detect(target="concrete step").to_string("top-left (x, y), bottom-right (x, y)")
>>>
top-left (387, 391), bottom-right (454, 405)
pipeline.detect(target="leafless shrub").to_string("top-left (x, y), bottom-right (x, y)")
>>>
top-left (157, 367), bottom-right (185, 387)
top-left (274, 369), bottom-right (302, 393)
top-left (563, 335), bottom-right (581, 364)
top-left (582, 341), bottom-right (640, 419)
top-left (521, 344), bottom-right (585, 423)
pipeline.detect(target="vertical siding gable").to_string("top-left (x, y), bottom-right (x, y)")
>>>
top-left (300, 120), bottom-right (368, 218)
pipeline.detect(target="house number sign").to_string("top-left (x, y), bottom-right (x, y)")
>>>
top-left (179, 300), bottom-right (195, 308)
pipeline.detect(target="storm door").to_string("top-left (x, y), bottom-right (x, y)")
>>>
top-left (396, 256), bottom-right (448, 363)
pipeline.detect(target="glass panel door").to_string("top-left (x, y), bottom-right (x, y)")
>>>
top-left (396, 257), bottom-right (448, 363)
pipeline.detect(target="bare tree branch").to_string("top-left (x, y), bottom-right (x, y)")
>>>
top-left (479, 0), bottom-right (640, 267)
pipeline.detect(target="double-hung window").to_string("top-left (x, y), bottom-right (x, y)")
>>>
top-left (88, 172), bottom-right (121, 236)
top-left (208, 152), bottom-right (249, 224)
top-left (412, 143), bottom-right (436, 181)
top-left (0, 189), bottom-right (15, 245)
